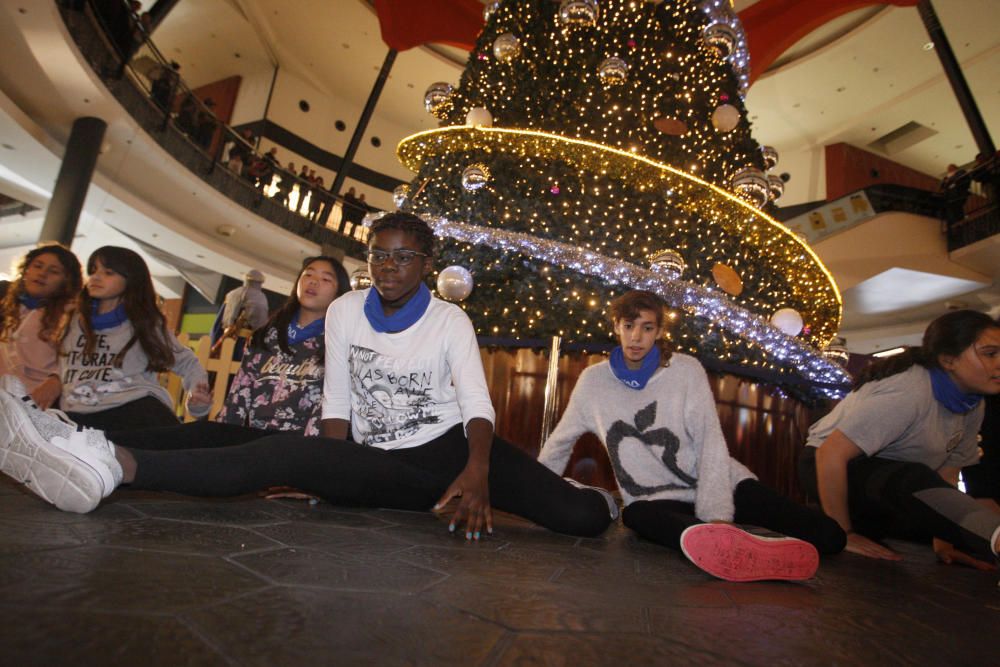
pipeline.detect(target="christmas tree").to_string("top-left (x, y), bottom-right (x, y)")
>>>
top-left (394, 0), bottom-right (847, 396)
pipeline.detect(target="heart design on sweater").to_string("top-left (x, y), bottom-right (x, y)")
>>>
top-left (605, 401), bottom-right (696, 497)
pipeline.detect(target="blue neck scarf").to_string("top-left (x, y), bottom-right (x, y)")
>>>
top-left (287, 312), bottom-right (325, 345)
top-left (609, 346), bottom-right (661, 390)
top-left (90, 302), bottom-right (128, 331)
top-left (363, 283), bottom-right (431, 333)
top-left (18, 293), bottom-right (44, 310)
top-left (929, 366), bottom-right (982, 414)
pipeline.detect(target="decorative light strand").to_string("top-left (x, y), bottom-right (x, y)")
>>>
top-left (426, 215), bottom-right (851, 398)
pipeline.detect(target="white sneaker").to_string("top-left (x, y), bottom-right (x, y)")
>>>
top-left (0, 390), bottom-right (121, 513)
top-left (0, 374), bottom-right (30, 404)
top-left (566, 478), bottom-right (620, 521)
top-left (0, 374), bottom-right (78, 427)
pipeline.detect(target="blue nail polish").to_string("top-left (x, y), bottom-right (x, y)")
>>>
top-left (474, 531), bottom-right (480, 540)
top-left (465, 531), bottom-right (472, 540)
top-left (448, 524), bottom-right (455, 533)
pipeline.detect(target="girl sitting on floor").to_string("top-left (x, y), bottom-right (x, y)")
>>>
top-left (59, 246), bottom-right (212, 430)
top-left (217, 255), bottom-right (349, 435)
top-left (538, 290), bottom-right (846, 582)
top-left (801, 309), bottom-right (1000, 570)
top-left (0, 245), bottom-right (82, 409)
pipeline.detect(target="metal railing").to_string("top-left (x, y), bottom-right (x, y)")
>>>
top-left (59, 0), bottom-right (372, 254)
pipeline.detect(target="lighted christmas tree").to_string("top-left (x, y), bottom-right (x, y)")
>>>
top-left (394, 0), bottom-right (847, 395)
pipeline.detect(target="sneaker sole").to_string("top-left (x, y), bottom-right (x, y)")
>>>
top-left (0, 391), bottom-right (102, 513)
top-left (680, 523), bottom-right (819, 583)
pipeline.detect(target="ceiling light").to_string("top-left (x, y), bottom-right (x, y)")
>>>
top-left (922, 41), bottom-right (935, 51)
top-left (872, 346), bottom-right (906, 358)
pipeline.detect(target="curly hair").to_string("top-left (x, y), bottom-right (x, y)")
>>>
top-left (608, 290), bottom-right (675, 365)
top-left (0, 244), bottom-right (82, 345)
top-left (368, 212), bottom-right (436, 255)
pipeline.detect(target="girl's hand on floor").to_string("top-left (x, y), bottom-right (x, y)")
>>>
top-left (933, 538), bottom-right (997, 571)
top-left (434, 465), bottom-right (493, 541)
top-left (845, 532), bottom-right (903, 560)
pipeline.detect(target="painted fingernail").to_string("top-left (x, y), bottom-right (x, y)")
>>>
top-left (448, 523), bottom-right (455, 533)
top-left (474, 531), bottom-right (480, 540)
top-left (465, 531), bottom-right (472, 540)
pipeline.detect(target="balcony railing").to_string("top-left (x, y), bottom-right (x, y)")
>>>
top-left (59, 0), bottom-right (370, 257)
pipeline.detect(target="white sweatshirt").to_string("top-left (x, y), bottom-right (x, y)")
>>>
top-left (322, 289), bottom-right (496, 450)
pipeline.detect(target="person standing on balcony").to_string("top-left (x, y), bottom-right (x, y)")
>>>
top-left (940, 163), bottom-right (971, 226)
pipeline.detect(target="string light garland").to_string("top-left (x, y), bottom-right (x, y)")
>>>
top-left (398, 125), bottom-right (841, 347)
top-left (423, 215), bottom-right (851, 398)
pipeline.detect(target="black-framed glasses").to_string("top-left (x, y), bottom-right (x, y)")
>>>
top-left (366, 249), bottom-right (428, 266)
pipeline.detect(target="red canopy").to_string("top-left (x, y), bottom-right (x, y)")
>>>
top-left (373, 0), bottom-right (920, 87)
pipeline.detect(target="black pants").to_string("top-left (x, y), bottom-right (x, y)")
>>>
top-left (621, 479), bottom-right (846, 555)
top-left (70, 396), bottom-right (180, 432)
top-left (798, 447), bottom-right (996, 557)
top-left (109, 422), bottom-right (612, 537)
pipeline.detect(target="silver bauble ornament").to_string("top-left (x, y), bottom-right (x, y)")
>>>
top-left (767, 174), bottom-right (785, 201)
top-left (771, 308), bottom-right (804, 336)
top-left (349, 268), bottom-right (372, 291)
top-left (436, 266), bottom-right (474, 302)
top-left (761, 145), bottom-right (779, 170)
top-left (423, 82), bottom-right (454, 117)
top-left (392, 184), bottom-right (409, 209)
top-left (822, 337), bottom-right (850, 367)
top-left (703, 21), bottom-right (738, 59)
top-left (465, 107), bottom-right (493, 127)
top-left (361, 211), bottom-right (386, 228)
top-left (647, 249), bottom-right (686, 279)
top-left (461, 163), bottom-right (491, 191)
top-left (731, 167), bottom-right (769, 207)
top-left (558, 0), bottom-right (599, 28)
top-left (597, 56), bottom-right (629, 86)
top-left (711, 104), bottom-right (740, 132)
top-left (483, 1), bottom-right (500, 22)
top-left (493, 33), bottom-right (521, 63)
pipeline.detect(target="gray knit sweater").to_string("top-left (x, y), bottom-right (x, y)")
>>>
top-left (538, 354), bottom-right (754, 522)
top-left (60, 316), bottom-right (208, 416)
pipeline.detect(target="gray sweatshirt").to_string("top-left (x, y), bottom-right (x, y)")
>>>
top-left (60, 316), bottom-right (208, 416)
top-left (538, 354), bottom-right (754, 522)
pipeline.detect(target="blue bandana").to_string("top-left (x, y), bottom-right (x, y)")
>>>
top-left (287, 312), bottom-right (325, 345)
top-left (609, 346), bottom-right (661, 390)
top-left (90, 302), bottom-right (128, 331)
top-left (363, 283), bottom-right (431, 333)
top-left (18, 293), bottom-right (44, 310)
top-left (929, 366), bottom-right (982, 414)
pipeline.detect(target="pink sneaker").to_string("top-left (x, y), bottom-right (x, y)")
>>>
top-left (680, 523), bottom-right (819, 582)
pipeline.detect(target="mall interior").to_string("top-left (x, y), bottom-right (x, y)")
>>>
top-left (0, 0), bottom-right (997, 664)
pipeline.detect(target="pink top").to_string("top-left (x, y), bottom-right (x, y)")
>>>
top-left (0, 306), bottom-right (60, 392)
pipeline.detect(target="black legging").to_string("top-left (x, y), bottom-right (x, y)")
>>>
top-left (621, 479), bottom-right (846, 555)
top-left (70, 396), bottom-right (180, 431)
top-left (108, 422), bottom-right (612, 537)
top-left (798, 447), bottom-right (998, 557)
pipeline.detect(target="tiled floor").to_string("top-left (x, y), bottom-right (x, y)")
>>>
top-left (0, 476), bottom-right (996, 666)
